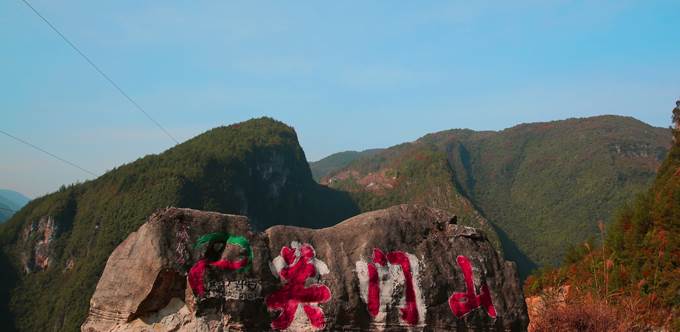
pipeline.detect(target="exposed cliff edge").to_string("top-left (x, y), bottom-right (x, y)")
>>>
top-left (82, 205), bottom-right (527, 331)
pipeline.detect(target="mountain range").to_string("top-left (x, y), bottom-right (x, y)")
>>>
top-left (0, 190), bottom-right (30, 224)
top-left (310, 149), bottom-right (383, 181)
top-left (311, 115), bottom-right (671, 277)
top-left (0, 115), bottom-right (671, 331)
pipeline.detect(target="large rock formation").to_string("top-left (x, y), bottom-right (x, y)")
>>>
top-left (82, 205), bottom-right (528, 331)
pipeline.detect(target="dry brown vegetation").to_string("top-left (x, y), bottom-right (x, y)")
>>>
top-left (528, 286), bottom-right (675, 332)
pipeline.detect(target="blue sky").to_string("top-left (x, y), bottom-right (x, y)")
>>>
top-left (2, 1), bottom-right (680, 197)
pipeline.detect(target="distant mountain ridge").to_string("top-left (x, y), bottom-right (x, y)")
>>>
top-left (0, 190), bottom-right (30, 223)
top-left (0, 190), bottom-right (30, 209)
top-left (309, 149), bottom-right (383, 181)
top-left (318, 115), bottom-right (671, 277)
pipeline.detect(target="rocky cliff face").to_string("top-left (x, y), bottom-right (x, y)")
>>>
top-left (82, 205), bottom-right (527, 331)
top-left (20, 215), bottom-right (57, 273)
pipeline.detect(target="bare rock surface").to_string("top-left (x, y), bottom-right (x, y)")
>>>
top-left (82, 205), bottom-right (528, 331)
top-left (20, 215), bottom-right (57, 272)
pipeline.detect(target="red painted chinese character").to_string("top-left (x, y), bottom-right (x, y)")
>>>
top-left (188, 233), bottom-right (252, 297)
top-left (449, 255), bottom-right (496, 319)
top-left (266, 242), bottom-right (331, 330)
top-left (365, 248), bottom-right (421, 325)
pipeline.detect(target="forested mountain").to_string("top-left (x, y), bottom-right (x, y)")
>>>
top-left (320, 115), bottom-right (671, 277)
top-left (309, 149), bottom-right (382, 181)
top-left (525, 103), bottom-right (680, 330)
top-left (318, 138), bottom-right (503, 251)
top-left (0, 118), bottom-right (361, 331)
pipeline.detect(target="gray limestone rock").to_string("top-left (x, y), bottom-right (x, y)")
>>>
top-left (82, 205), bottom-right (528, 331)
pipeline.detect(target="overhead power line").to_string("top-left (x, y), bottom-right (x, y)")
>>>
top-left (19, 0), bottom-right (180, 145)
top-left (0, 129), bottom-right (97, 177)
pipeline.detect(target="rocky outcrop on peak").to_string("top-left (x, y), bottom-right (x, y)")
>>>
top-left (82, 205), bottom-right (528, 331)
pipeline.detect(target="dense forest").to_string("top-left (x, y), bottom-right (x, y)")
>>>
top-left (316, 116), bottom-right (670, 277)
top-left (525, 102), bottom-right (680, 331)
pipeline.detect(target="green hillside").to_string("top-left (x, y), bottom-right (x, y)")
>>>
top-left (604, 104), bottom-right (680, 314)
top-left (320, 140), bottom-right (502, 251)
top-left (0, 118), bottom-right (358, 332)
top-left (525, 103), bottom-right (680, 330)
top-left (322, 116), bottom-right (670, 277)
top-left (309, 149), bottom-right (382, 181)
